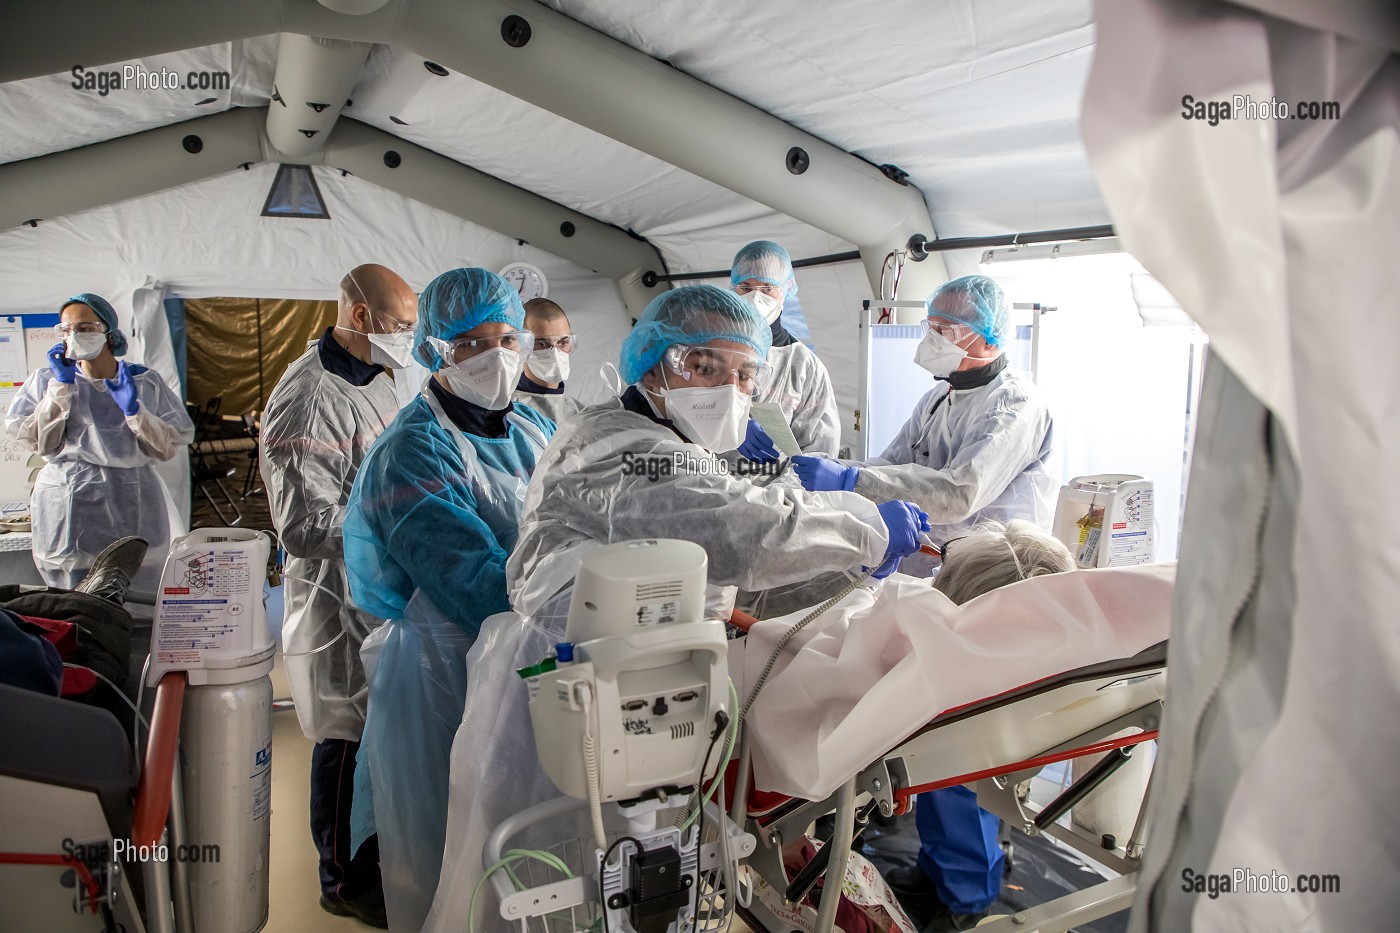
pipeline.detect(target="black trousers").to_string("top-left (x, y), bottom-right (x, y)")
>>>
top-left (310, 738), bottom-right (381, 900)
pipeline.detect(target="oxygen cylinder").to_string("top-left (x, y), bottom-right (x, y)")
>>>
top-left (148, 528), bottom-right (275, 933)
top-left (181, 678), bottom-right (273, 933)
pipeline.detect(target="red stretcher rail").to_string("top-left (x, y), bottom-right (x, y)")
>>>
top-left (0, 852), bottom-right (103, 913)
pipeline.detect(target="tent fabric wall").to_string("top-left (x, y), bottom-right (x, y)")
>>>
top-left (0, 163), bottom-right (637, 408)
top-left (184, 297), bottom-right (336, 415)
top-left (1083, 1), bottom-right (1399, 929)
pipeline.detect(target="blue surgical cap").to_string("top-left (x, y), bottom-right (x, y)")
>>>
top-left (927, 275), bottom-right (1010, 346)
top-left (730, 240), bottom-right (797, 296)
top-left (620, 285), bottom-right (772, 385)
top-left (64, 293), bottom-right (128, 357)
top-left (413, 268), bottom-right (525, 371)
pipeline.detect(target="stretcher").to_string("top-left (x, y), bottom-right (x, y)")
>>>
top-left (729, 605), bottom-right (1166, 933)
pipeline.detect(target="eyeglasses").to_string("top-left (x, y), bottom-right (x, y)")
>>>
top-left (664, 344), bottom-right (767, 396)
top-left (56, 322), bottom-right (107, 337)
top-left (533, 334), bottom-right (577, 353)
top-left (426, 330), bottom-right (535, 364)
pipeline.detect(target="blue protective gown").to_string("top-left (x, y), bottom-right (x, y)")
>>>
top-left (342, 386), bottom-right (554, 932)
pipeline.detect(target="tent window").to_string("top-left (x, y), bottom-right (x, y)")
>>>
top-left (261, 164), bottom-right (330, 219)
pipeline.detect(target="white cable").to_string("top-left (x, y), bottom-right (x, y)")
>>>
top-left (280, 628), bottom-right (347, 658)
top-left (277, 572), bottom-right (353, 657)
top-left (133, 654), bottom-right (151, 765)
top-left (578, 683), bottom-right (608, 851)
top-left (280, 571), bottom-right (346, 606)
top-left (65, 663), bottom-right (150, 731)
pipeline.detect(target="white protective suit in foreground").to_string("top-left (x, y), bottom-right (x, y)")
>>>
top-left (744, 563), bottom-right (1175, 800)
top-left (422, 399), bottom-right (891, 933)
top-left (6, 364), bottom-right (193, 590)
top-left (758, 338), bottom-right (841, 456)
top-left (856, 365), bottom-right (1056, 543)
top-left (259, 344), bottom-right (399, 743)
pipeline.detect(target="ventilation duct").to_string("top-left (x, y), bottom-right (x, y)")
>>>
top-left (266, 33), bottom-right (372, 158)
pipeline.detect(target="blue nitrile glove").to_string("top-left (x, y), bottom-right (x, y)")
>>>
top-left (47, 343), bottom-right (77, 384)
top-left (869, 500), bottom-right (931, 579)
top-left (106, 361), bottom-right (140, 416)
top-left (738, 419), bottom-right (780, 463)
top-left (792, 455), bottom-right (860, 492)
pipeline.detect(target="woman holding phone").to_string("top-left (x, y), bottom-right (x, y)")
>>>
top-left (5, 293), bottom-right (194, 591)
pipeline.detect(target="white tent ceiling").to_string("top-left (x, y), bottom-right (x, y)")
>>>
top-left (0, 0), bottom-right (1105, 445)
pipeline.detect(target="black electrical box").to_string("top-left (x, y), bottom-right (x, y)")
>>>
top-left (628, 844), bottom-right (689, 933)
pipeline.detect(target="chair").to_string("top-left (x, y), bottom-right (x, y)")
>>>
top-left (239, 413), bottom-right (262, 500)
top-left (188, 398), bottom-right (242, 527)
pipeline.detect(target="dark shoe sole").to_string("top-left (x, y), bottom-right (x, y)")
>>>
top-left (320, 893), bottom-right (388, 928)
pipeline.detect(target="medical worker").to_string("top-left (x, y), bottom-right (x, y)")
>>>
top-left (511, 297), bottom-right (583, 423)
top-left (730, 240), bottom-right (842, 458)
top-left (6, 294), bottom-right (193, 592)
top-left (259, 263), bottom-right (418, 927)
top-left (342, 268), bottom-right (555, 932)
top-left (793, 275), bottom-right (1055, 931)
top-left (421, 284), bottom-right (929, 933)
top-left (792, 275), bottom-right (1055, 543)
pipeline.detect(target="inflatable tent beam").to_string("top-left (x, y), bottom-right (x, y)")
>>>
top-left (0, 0), bottom-right (949, 295)
top-left (0, 107), bottom-right (666, 315)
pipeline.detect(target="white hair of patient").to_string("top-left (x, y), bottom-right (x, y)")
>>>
top-left (933, 519), bottom-right (1075, 606)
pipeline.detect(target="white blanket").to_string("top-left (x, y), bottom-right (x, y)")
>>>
top-left (743, 564), bottom-right (1175, 800)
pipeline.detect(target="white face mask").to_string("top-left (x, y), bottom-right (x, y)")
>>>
top-left (528, 347), bottom-right (570, 385)
top-left (740, 290), bottom-right (784, 325)
top-left (914, 330), bottom-right (969, 378)
top-left (65, 333), bottom-right (108, 361)
top-left (655, 382), bottom-right (752, 452)
top-left (366, 330), bottom-right (416, 369)
top-left (438, 346), bottom-right (525, 410)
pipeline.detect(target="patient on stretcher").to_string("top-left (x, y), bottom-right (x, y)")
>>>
top-left (742, 520), bottom-right (1174, 801)
top-left (747, 521), bottom-right (1168, 933)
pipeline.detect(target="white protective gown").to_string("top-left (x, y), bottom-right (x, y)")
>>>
top-left (6, 364), bottom-right (194, 590)
top-left (856, 365), bottom-right (1056, 545)
top-left (258, 344), bottom-right (399, 743)
top-left (422, 397), bottom-right (890, 933)
top-left (510, 386), bottom-right (582, 426)
top-left (758, 339), bottom-right (841, 456)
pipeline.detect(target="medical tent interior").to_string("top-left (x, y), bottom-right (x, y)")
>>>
top-left (0, 0), bottom-right (1395, 931)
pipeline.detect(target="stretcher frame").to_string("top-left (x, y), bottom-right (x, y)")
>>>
top-left (734, 642), bottom-right (1166, 933)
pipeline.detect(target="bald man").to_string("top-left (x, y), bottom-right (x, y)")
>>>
top-left (512, 297), bottom-right (583, 424)
top-left (259, 263), bottom-right (417, 926)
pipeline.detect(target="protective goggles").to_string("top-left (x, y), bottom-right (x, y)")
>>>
top-left (733, 281), bottom-right (785, 300)
top-left (532, 333), bottom-right (578, 352)
top-left (55, 321), bottom-right (108, 337)
top-left (426, 330), bottom-right (535, 364)
top-left (921, 317), bottom-right (978, 344)
top-left (662, 344), bottom-right (768, 396)
top-left (370, 309), bottom-right (416, 336)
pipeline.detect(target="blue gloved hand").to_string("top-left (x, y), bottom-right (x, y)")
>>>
top-left (869, 500), bottom-right (931, 579)
top-left (106, 361), bottom-right (140, 416)
top-left (738, 419), bottom-right (780, 463)
top-left (792, 455), bottom-right (860, 492)
top-left (47, 343), bottom-right (77, 384)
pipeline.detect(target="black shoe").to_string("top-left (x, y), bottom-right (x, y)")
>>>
top-left (320, 887), bottom-right (388, 928)
top-left (74, 536), bottom-right (149, 605)
top-left (882, 864), bottom-right (946, 926)
top-left (884, 863), bottom-right (938, 899)
top-left (922, 905), bottom-right (990, 933)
